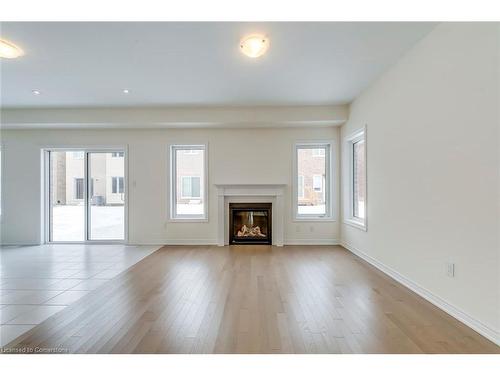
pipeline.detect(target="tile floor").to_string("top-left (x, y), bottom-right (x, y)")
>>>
top-left (0, 244), bottom-right (161, 346)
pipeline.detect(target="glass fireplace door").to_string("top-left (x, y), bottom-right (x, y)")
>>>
top-left (229, 203), bottom-right (272, 245)
top-left (233, 210), bottom-right (269, 239)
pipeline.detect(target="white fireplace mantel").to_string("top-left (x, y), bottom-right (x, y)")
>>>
top-left (215, 184), bottom-right (286, 247)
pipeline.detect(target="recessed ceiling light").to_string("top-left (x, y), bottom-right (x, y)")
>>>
top-left (32, 90), bottom-right (41, 95)
top-left (240, 34), bottom-right (269, 58)
top-left (122, 89), bottom-right (130, 94)
top-left (0, 38), bottom-right (24, 59)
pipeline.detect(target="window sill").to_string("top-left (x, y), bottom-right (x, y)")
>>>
top-left (293, 217), bottom-right (336, 222)
top-left (168, 217), bottom-right (209, 223)
top-left (343, 218), bottom-right (367, 231)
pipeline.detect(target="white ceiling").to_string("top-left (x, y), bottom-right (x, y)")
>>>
top-left (0, 22), bottom-right (436, 108)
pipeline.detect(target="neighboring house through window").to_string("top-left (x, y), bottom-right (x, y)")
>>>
top-left (112, 176), bottom-right (124, 194)
top-left (181, 176), bottom-right (201, 198)
top-left (298, 175), bottom-right (305, 198)
top-left (313, 175), bottom-right (323, 192)
top-left (74, 178), bottom-right (84, 199)
top-left (72, 151), bottom-right (84, 159)
top-left (312, 148), bottom-right (325, 157)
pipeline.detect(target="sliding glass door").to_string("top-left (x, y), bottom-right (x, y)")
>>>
top-left (88, 152), bottom-right (125, 240)
top-left (47, 149), bottom-right (126, 242)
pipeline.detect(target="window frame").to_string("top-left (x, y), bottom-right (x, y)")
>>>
top-left (292, 141), bottom-right (335, 221)
top-left (344, 127), bottom-right (367, 231)
top-left (169, 143), bottom-right (208, 222)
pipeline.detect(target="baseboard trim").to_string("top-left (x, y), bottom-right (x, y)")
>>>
top-left (1, 240), bottom-right (341, 247)
top-left (0, 243), bottom-right (41, 247)
top-left (130, 240), bottom-right (340, 246)
top-left (284, 239), bottom-right (340, 245)
top-left (129, 239), bottom-right (218, 246)
top-left (340, 241), bottom-right (500, 346)
top-left (126, 243), bottom-right (168, 247)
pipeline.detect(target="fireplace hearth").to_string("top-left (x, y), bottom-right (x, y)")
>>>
top-left (229, 203), bottom-right (272, 245)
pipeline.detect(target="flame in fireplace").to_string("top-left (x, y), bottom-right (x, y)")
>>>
top-left (237, 224), bottom-right (266, 237)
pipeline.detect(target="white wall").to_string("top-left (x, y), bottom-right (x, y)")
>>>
top-left (340, 23), bottom-right (499, 341)
top-left (0, 127), bottom-right (340, 245)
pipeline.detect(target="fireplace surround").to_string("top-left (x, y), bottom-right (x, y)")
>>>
top-left (215, 184), bottom-right (285, 246)
top-left (229, 203), bottom-right (272, 245)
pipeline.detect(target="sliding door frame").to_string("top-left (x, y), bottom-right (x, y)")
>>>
top-left (43, 146), bottom-right (128, 244)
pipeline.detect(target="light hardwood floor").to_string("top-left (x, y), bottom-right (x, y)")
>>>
top-left (4, 245), bottom-right (499, 353)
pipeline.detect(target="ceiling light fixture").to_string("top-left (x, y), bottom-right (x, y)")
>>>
top-left (240, 34), bottom-right (269, 58)
top-left (0, 38), bottom-right (24, 59)
top-left (32, 89), bottom-right (41, 95)
top-left (122, 89), bottom-right (130, 94)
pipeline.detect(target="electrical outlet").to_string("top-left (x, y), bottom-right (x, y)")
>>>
top-left (446, 262), bottom-right (455, 277)
top-left (295, 225), bottom-right (300, 233)
top-left (309, 226), bottom-right (314, 232)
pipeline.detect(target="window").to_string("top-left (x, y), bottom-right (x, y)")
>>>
top-left (112, 177), bottom-right (124, 194)
top-left (353, 140), bottom-right (365, 219)
top-left (298, 175), bottom-right (305, 198)
top-left (72, 151), bottom-right (84, 159)
top-left (170, 144), bottom-right (207, 220)
top-left (75, 178), bottom-right (84, 199)
top-left (293, 142), bottom-right (334, 220)
top-left (181, 176), bottom-right (201, 198)
top-left (313, 175), bottom-right (323, 192)
top-left (344, 127), bottom-right (367, 230)
top-left (0, 147), bottom-right (2, 216)
top-left (111, 152), bottom-right (124, 158)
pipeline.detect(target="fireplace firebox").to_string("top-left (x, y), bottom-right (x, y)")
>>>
top-left (229, 203), bottom-right (272, 245)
